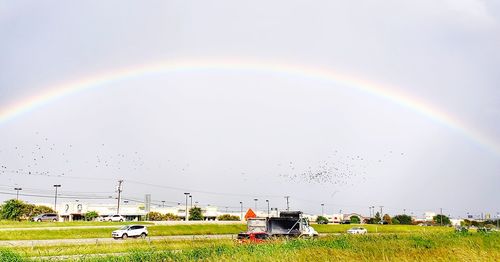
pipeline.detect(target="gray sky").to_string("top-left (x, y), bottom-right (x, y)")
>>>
top-left (0, 0), bottom-right (499, 218)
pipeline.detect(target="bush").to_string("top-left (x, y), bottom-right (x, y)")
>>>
top-left (393, 214), bottom-right (413, 225)
top-left (350, 216), bottom-right (361, 224)
top-left (84, 211), bottom-right (99, 221)
top-left (433, 214), bottom-right (451, 226)
top-left (217, 214), bottom-right (240, 221)
top-left (383, 214), bottom-right (392, 224)
top-left (147, 212), bottom-right (181, 221)
top-left (163, 213), bottom-right (181, 221)
top-left (189, 207), bottom-right (204, 221)
top-left (316, 216), bottom-right (329, 224)
top-left (0, 199), bottom-right (24, 220)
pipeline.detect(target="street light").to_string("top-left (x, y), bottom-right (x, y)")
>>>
top-left (285, 196), bottom-right (290, 211)
top-left (162, 200), bottom-right (165, 207)
top-left (239, 202), bottom-right (243, 221)
top-left (53, 185), bottom-right (61, 213)
top-left (14, 188), bottom-right (22, 200)
top-left (184, 193), bottom-right (190, 221)
top-left (189, 195), bottom-right (193, 209)
top-left (254, 198), bottom-right (258, 211)
top-left (266, 200), bottom-right (270, 217)
top-left (321, 203), bottom-right (324, 215)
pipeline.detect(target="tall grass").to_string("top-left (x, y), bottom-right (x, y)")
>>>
top-left (3, 232), bottom-right (497, 261)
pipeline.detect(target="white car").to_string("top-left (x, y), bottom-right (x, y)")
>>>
top-left (106, 214), bottom-right (126, 222)
top-left (112, 225), bottom-right (148, 239)
top-left (347, 227), bottom-right (367, 235)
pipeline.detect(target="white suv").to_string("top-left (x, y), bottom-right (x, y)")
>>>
top-left (106, 214), bottom-right (125, 222)
top-left (112, 225), bottom-right (148, 239)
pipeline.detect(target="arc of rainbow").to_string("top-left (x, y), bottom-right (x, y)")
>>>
top-left (0, 58), bottom-right (498, 155)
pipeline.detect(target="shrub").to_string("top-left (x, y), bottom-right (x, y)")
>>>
top-left (316, 216), bottom-right (329, 224)
top-left (147, 212), bottom-right (164, 221)
top-left (433, 214), bottom-right (451, 226)
top-left (84, 211), bottom-right (99, 221)
top-left (393, 214), bottom-right (412, 225)
top-left (189, 207), bottom-right (204, 221)
top-left (350, 215), bottom-right (361, 224)
top-left (217, 214), bottom-right (240, 221)
top-left (0, 199), bottom-right (24, 220)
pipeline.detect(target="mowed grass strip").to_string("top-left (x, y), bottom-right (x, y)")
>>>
top-left (0, 224), bottom-right (247, 240)
top-left (0, 220), bottom-right (152, 228)
top-left (0, 224), bottom-right (453, 241)
top-left (2, 232), bottom-right (497, 261)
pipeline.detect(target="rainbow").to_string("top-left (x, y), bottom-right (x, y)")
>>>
top-left (1, 58), bottom-right (498, 155)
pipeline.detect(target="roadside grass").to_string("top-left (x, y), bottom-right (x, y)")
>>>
top-left (0, 224), bottom-right (247, 240)
top-left (7, 231), bottom-right (497, 261)
top-left (0, 224), bottom-right (453, 241)
top-left (314, 224), bottom-right (453, 233)
top-left (0, 221), bottom-right (151, 229)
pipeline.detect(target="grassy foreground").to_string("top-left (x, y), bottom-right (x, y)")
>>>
top-left (1, 232), bottom-right (499, 261)
top-left (0, 224), bottom-right (451, 241)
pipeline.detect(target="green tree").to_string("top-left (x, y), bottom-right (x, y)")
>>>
top-left (316, 216), bottom-right (329, 224)
top-left (350, 215), bottom-right (361, 224)
top-left (391, 217), bottom-right (400, 224)
top-left (383, 214), bottom-right (392, 224)
top-left (0, 199), bottom-right (25, 220)
top-left (217, 214), bottom-right (240, 221)
top-left (84, 211), bottom-right (99, 221)
top-left (393, 214), bottom-right (413, 225)
top-left (189, 207), bottom-right (204, 221)
top-left (373, 212), bottom-right (381, 223)
top-left (433, 214), bottom-right (451, 226)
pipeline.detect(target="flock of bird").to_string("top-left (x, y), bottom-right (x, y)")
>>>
top-left (0, 132), bottom-right (148, 180)
top-left (279, 150), bottom-right (405, 186)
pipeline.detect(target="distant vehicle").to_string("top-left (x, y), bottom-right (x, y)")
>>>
top-left (347, 227), bottom-right (367, 234)
top-left (106, 214), bottom-right (125, 222)
top-left (32, 213), bottom-right (58, 222)
top-left (112, 225), bottom-right (148, 239)
top-left (379, 221), bottom-right (389, 225)
top-left (340, 220), bottom-right (351, 224)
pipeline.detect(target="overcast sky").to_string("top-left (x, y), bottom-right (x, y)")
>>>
top-left (0, 0), bottom-right (499, 218)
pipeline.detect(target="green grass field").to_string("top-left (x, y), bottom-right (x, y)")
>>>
top-left (1, 231), bottom-right (498, 261)
top-left (0, 220), bottom-right (152, 228)
top-left (0, 224), bottom-right (453, 241)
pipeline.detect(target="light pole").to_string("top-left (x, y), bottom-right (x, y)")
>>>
top-left (53, 185), bottom-right (61, 212)
top-left (266, 200), bottom-right (270, 217)
top-left (321, 203), bottom-right (325, 216)
top-left (14, 188), bottom-right (22, 200)
top-left (371, 206), bottom-right (375, 217)
top-left (189, 195), bottom-right (193, 209)
top-left (240, 202), bottom-right (243, 220)
top-left (184, 193), bottom-right (190, 221)
top-left (254, 198), bottom-right (258, 212)
top-left (162, 201), bottom-right (165, 207)
top-left (497, 212), bottom-right (499, 229)
top-left (285, 196), bottom-right (290, 211)
top-left (440, 208), bottom-right (443, 226)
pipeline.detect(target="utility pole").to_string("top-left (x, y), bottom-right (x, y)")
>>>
top-left (254, 198), bottom-right (258, 211)
top-left (321, 203), bottom-right (325, 215)
top-left (14, 188), bottom-right (22, 200)
top-left (116, 180), bottom-right (123, 214)
top-left (189, 195), bottom-right (193, 209)
top-left (379, 206), bottom-right (384, 221)
top-left (53, 185), bottom-right (61, 212)
top-left (403, 208), bottom-right (406, 215)
top-left (285, 196), bottom-right (290, 211)
top-left (368, 206), bottom-right (371, 217)
top-left (162, 200), bottom-right (165, 207)
top-left (371, 206), bottom-right (375, 217)
top-left (266, 200), bottom-right (270, 217)
top-left (240, 201), bottom-right (243, 221)
top-left (440, 208), bottom-right (443, 226)
top-left (184, 193), bottom-right (190, 221)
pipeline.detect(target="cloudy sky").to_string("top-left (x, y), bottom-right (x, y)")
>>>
top-left (0, 0), bottom-right (499, 218)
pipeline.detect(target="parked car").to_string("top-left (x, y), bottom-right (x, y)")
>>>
top-left (112, 225), bottom-right (148, 239)
top-left (347, 227), bottom-right (367, 235)
top-left (106, 214), bottom-right (125, 222)
top-left (32, 213), bottom-right (58, 222)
